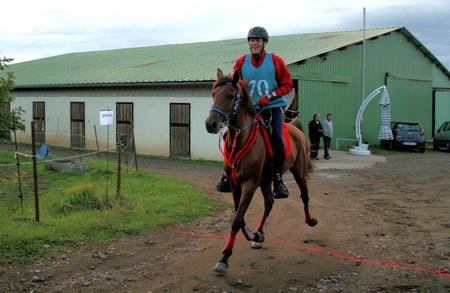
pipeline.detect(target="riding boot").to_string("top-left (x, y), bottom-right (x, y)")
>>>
top-left (272, 152), bottom-right (289, 199)
top-left (273, 172), bottom-right (289, 199)
top-left (216, 174), bottom-right (232, 193)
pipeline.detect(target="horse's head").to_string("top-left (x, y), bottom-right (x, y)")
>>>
top-left (205, 69), bottom-right (242, 134)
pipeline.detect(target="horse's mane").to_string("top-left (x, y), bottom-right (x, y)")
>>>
top-left (213, 77), bottom-right (256, 117)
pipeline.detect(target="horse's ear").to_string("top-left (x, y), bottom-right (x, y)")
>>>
top-left (217, 68), bottom-right (224, 79)
top-left (232, 70), bottom-right (240, 85)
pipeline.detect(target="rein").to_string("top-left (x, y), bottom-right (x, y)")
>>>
top-left (222, 116), bottom-right (264, 184)
top-left (211, 79), bottom-right (270, 184)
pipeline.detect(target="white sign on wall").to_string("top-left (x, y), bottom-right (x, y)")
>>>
top-left (99, 110), bottom-right (114, 125)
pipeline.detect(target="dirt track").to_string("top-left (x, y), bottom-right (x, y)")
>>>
top-left (1, 150), bottom-right (450, 292)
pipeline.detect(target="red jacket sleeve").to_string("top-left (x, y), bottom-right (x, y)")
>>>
top-left (231, 55), bottom-right (246, 78)
top-left (271, 53), bottom-right (293, 98)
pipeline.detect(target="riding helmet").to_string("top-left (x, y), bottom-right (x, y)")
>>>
top-left (247, 26), bottom-right (269, 42)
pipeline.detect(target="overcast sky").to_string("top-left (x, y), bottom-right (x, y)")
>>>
top-left (1, 0), bottom-right (449, 69)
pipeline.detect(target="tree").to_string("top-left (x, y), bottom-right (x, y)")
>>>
top-left (0, 56), bottom-right (25, 140)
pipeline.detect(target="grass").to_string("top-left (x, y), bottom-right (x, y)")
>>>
top-left (0, 148), bottom-right (226, 264)
top-left (137, 153), bottom-right (223, 167)
top-left (366, 145), bottom-right (398, 156)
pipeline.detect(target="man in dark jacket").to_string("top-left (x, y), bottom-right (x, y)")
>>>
top-left (308, 113), bottom-right (322, 159)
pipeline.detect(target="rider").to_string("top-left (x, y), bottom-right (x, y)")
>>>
top-left (216, 26), bottom-right (295, 199)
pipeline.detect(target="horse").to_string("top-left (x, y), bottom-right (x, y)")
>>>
top-left (205, 69), bottom-right (318, 273)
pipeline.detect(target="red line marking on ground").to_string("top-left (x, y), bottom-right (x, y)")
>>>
top-left (168, 227), bottom-right (450, 279)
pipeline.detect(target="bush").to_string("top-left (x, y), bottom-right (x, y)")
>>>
top-left (53, 183), bottom-right (104, 215)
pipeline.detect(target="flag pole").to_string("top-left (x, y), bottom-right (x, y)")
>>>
top-left (360, 7), bottom-right (367, 145)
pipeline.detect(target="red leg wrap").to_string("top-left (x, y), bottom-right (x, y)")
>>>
top-left (257, 216), bottom-right (267, 232)
top-left (304, 210), bottom-right (311, 222)
top-left (223, 233), bottom-right (236, 253)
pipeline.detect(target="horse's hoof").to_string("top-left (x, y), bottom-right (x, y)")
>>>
top-left (214, 262), bottom-right (228, 273)
top-left (254, 231), bottom-right (265, 243)
top-left (306, 218), bottom-right (318, 227)
top-left (251, 241), bottom-right (263, 249)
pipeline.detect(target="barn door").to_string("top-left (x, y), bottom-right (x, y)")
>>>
top-left (70, 102), bottom-right (85, 148)
top-left (116, 103), bottom-right (134, 148)
top-left (170, 103), bottom-right (190, 158)
top-left (33, 102), bottom-right (45, 144)
top-left (387, 74), bottom-right (432, 135)
top-left (433, 90), bottom-right (450, 135)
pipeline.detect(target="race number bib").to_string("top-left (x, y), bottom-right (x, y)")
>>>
top-left (249, 79), bottom-right (270, 98)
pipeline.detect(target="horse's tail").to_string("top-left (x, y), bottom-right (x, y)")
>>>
top-left (306, 154), bottom-right (314, 178)
top-left (290, 119), bottom-right (314, 178)
top-left (302, 134), bottom-right (314, 179)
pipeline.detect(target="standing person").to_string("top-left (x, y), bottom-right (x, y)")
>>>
top-left (216, 26), bottom-right (295, 199)
top-left (323, 113), bottom-right (333, 160)
top-left (308, 113), bottom-right (322, 160)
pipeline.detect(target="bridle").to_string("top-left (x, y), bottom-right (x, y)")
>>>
top-left (209, 81), bottom-right (241, 122)
top-left (210, 79), bottom-right (260, 135)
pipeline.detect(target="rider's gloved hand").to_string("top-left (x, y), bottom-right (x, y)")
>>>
top-left (258, 95), bottom-right (271, 107)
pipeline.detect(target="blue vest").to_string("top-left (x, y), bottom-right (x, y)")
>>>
top-left (241, 53), bottom-right (288, 109)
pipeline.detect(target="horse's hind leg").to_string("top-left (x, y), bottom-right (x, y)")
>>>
top-left (291, 167), bottom-right (318, 227)
top-left (251, 179), bottom-right (273, 249)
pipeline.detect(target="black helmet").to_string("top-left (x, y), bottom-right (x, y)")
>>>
top-left (247, 26), bottom-right (269, 42)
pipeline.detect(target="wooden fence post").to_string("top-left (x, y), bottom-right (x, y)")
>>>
top-left (93, 124), bottom-right (100, 159)
top-left (132, 127), bottom-right (138, 171)
top-left (13, 125), bottom-right (24, 214)
top-left (31, 121), bottom-right (40, 222)
top-left (116, 139), bottom-right (122, 198)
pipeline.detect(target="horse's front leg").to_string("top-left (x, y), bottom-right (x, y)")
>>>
top-left (251, 178), bottom-right (273, 249)
top-left (214, 180), bottom-right (257, 273)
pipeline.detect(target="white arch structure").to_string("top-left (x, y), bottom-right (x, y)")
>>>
top-left (350, 85), bottom-right (389, 156)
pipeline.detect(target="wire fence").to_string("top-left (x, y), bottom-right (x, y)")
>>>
top-left (0, 123), bottom-right (139, 222)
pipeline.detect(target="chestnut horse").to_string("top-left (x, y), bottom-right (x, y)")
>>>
top-left (205, 69), bottom-right (317, 273)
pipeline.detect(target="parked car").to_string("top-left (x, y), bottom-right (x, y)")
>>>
top-left (380, 121), bottom-right (426, 152)
top-left (433, 121), bottom-right (450, 152)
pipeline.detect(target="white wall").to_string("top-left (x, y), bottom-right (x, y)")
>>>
top-left (11, 86), bottom-right (223, 160)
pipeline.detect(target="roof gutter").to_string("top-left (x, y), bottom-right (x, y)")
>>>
top-left (13, 80), bottom-right (215, 90)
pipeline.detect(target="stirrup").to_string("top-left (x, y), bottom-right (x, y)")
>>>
top-left (216, 174), bottom-right (232, 193)
top-left (272, 173), bottom-right (289, 199)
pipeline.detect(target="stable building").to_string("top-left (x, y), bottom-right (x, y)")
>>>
top-left (6, 27), bottom-right (450, 160)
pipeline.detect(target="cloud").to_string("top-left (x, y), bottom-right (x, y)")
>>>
top-left (1, 0), bottom-right (449, 69)
top-left (335, 5), bottom-right (450, 68)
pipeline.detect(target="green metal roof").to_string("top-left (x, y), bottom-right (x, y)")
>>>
top-left (7, 27), bottom-right (449, 88)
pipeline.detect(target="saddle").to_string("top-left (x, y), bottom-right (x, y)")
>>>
top-left (259, 121), bottom-right (292, 160)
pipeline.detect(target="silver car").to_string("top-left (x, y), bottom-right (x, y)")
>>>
top-left (433, 121), bottom-right (450, 152)
top-left (381, 121), bottom-right (426, 153)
